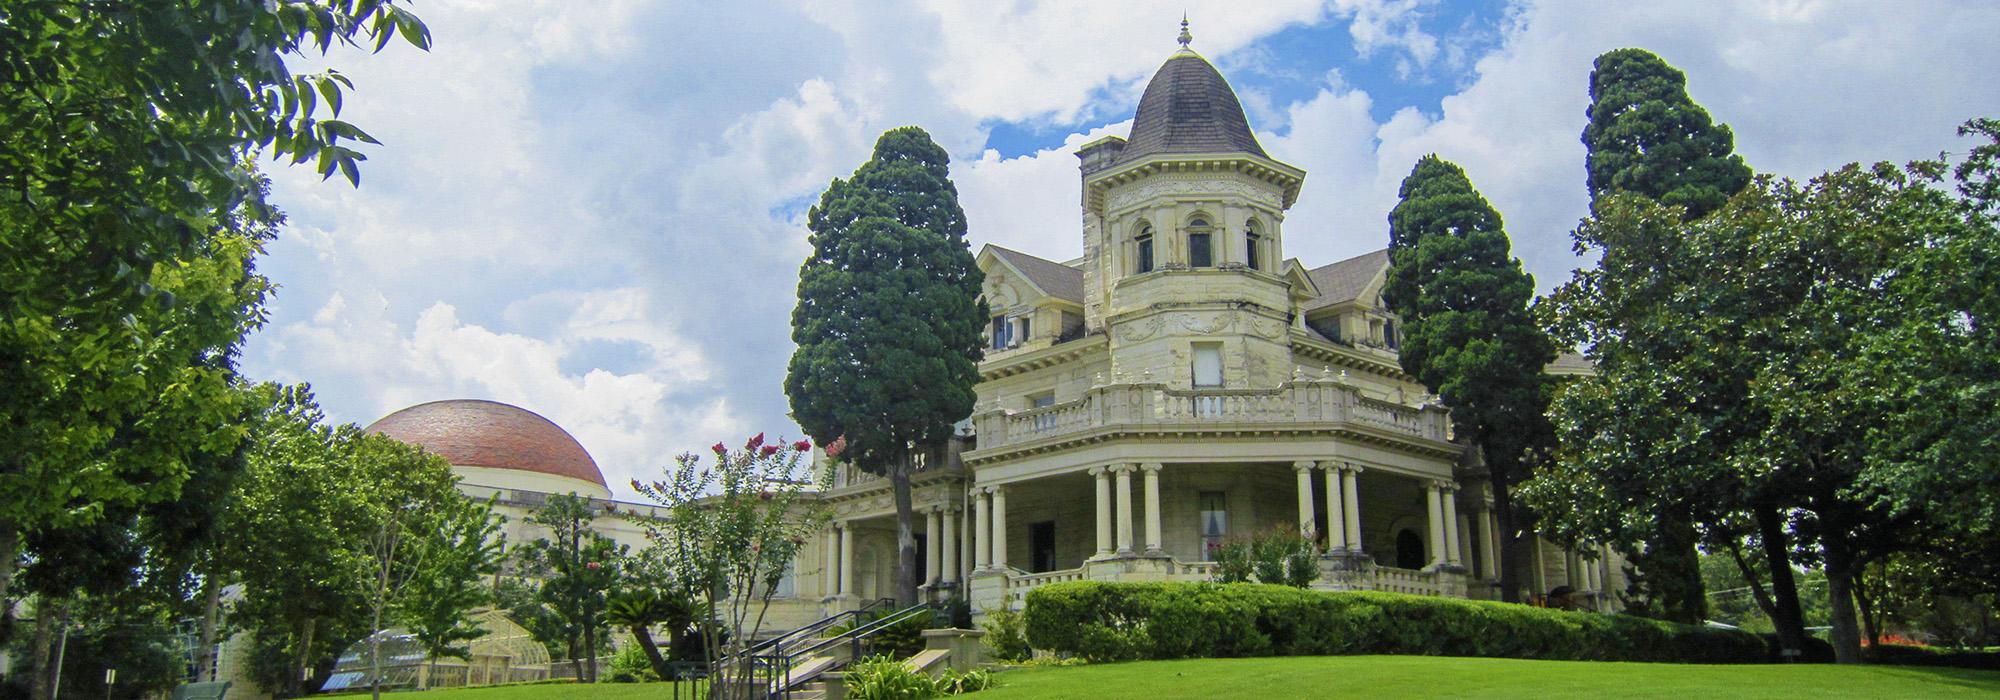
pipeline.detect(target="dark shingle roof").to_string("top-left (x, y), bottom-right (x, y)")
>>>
top-left (989, 246), bottom-right (1084, 304)
top-left (1120, 50), bottom-right (1267, 163)
top-left (1304, 250), bottom-right (1389, 311)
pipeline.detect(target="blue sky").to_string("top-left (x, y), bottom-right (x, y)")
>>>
top-left (242, 0), bottom-right (2000, 496)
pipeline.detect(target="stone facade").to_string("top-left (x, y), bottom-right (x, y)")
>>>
top-left (807, 42), bottom-right (1625, 620)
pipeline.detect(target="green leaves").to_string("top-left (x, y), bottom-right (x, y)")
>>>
top-left (1582, 49), bottom-right (1752, 221)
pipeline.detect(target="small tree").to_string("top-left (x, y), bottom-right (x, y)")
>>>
top-left (786, 126), bottom-right (986, 605)
top-left (396, 495), bottom-right (504, 688)
top-left (515, 494), bottom-right (624, 683)
top-left (1382, 155), bottom-right (1554, 604)
top-left (631, 434), bottom-right (829, 691)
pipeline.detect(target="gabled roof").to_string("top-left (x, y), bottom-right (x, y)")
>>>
top-left (1304, 249), bottom-right (1390, 312)
top-left (983, 245), bottom-right (1085, 305)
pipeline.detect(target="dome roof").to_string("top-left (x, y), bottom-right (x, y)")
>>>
top-left (365, 399), bottom-right (606, 489)
top-left (1121, 49), bottom-right (1267, 163)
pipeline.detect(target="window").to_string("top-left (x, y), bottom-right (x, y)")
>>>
top-left (1192, 343), bottom-right (1223, 387)
top-left (990, 315), bottom-right (1010, 349)
top-left (1018, 316), bottom-right (1031, 344)
top-left (1396, 529), bottom-right (1426, 570)
top-left (1030, 521), bottom-right (1057, 573)
top-left (1029, 391), bottom-right (1055, 409)
top-left (1383, 319), bottom-right (1397, 349)
top-left (1245, 222), bottom-right (1262, 271)
top-left (1188, 217), bottom-right (1213, 268)
top-left (1200, 491), bottom-right (1228, 561)
top-left (1136, 227), bottom-right (1155, 273)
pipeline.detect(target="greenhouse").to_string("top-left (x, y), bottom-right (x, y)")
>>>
top-left (320, 610), bottom-right (553, 691)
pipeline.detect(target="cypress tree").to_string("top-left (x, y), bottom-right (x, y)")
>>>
top-left (1383, 155), bottom-right (1555, 605)
top-left (786, 127), bottom-right (986, 606)
top-left (1583, 48), bottom-right (1752, 220)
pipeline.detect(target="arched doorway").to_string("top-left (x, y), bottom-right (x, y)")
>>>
top-left (1395, 528), bottom-right (1426, 569)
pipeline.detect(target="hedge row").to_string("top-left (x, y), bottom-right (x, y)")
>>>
top-left (1023, 581), bottom-right (1767, 664)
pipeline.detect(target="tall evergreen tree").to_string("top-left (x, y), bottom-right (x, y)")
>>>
top-left (1382, 155), bottom-right (1555, 604)
top-left (1575, 47), bottom-right (1753, 624)
top-left (1583, 48), bottom-right (1752, 220)
top-left (786, 127), bottom-right (986, 605)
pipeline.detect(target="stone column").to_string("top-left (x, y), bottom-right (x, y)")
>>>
top-left (1425, 481), bottom-right (1447, 569)
top-left (1142, 463), bottom-right (1163, 555)
top-left (1113, 466), bottom-right (1135, 556)
top-left (973, 488), bottom-right (991, 570)
top-left (1321, 462), bottom-right (1346, 552)
top-left (838, 524), bottom-right (855, 596)
top-left (991, 486), bottom-right (1010, 570)
top-left (824, 528), bottom-right (839, 596)
top-left (1091, 466), bottom-right (1113, 558)
top-left (1341, 465), bottom-right (1363, 552)
top-left (1294, 461), bottom-right (1317, 539)
top-left (1476, 504), bottom-right (1497, 580)
top-left (1441, 485), bottom-right (1462, 567)
top-left (925, 509), bottom-right (942, 586)
top-left (941, 506), bottom-right (959, 585)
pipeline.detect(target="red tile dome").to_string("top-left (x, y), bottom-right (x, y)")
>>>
top-left (365, 399), bottom-right (607, 489)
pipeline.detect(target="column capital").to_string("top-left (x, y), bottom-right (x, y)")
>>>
top-left (1109, 463), bottom-right (1136, 474)
top-left (1343, 462), bottom-right (1366, 475)
top-left (1087, 465), bottom-right (1108, 477)
top-left (1139, 462), bottom-right (1163, 473)
top-left (984, 484), bottom-right (1007, 495)
top-left (1293, 460), bottom-right (1317, 473)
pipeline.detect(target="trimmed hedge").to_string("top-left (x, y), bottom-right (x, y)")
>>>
top-left (1024, 581), bottom-right (1766, 664)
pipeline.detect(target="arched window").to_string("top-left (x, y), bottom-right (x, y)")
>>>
top-left (1135, 224), bottom-right (1155, 273)
top-left (1245, 220), bottom-right (1264, 271)
top-left (1187, 217), bottom-right (1213, 268)
top-left (1395, 529), bottom-right (1426, 570)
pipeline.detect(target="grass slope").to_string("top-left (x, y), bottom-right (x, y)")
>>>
top-left (977, 656), bottom-right (2000, 699)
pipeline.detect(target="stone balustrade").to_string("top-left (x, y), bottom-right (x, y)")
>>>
top-left (971, 380), bottom-right (1449, 453)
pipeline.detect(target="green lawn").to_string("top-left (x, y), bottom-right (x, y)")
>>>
top-left (977, 656), bottom-right (2000, 699)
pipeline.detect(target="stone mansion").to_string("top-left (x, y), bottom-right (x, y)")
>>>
top-left (808, 36), bottom-right (1621, 616)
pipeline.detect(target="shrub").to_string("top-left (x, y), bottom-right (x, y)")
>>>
top-left (831, 613), bottom-right (930, 659)
top-left (936, 668), bottom-right (997, 693)
top-left (981, 607), bottom-right (1032, 662)
top-left (845, 655), bottom-right (941, 700)
top-left (605, 644), bottom-right (658, 683)
top-left (1213, 527), bottom-right (1319, 587)
top-left (1025, 581), bottom-right (1766, 664)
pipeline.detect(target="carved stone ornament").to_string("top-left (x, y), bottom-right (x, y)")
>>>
top-left (1116, 315), bottom-right (1166, 342)
top-left (1250, 316), bottom-right (1287, 340)
top-left (1176, 312), bottom-right (1235, 334)
top-left (1105, 178), bottom-right (1283, 213)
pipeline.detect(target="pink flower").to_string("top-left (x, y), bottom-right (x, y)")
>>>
top-left (759, 491), bottom-right (774, 501)
top-left (825, 436), bottom-right (848, 459)
top-left (712, 442), bottom-right (727, 455)
top-left (760, 444), bottom-right (781, 457)
top-left (792, 439), bottom-right (811, 452)
top-left (747, 432), bottom-right (766, 450)
top-left (750, 543), bottom-right (762, 553)
top-left (585, 562), bottom-right (601, 571)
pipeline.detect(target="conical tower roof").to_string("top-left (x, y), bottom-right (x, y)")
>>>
top-left (1120, 29), bottom-right (1266, 163)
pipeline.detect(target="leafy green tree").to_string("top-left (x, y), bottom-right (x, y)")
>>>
top-left (1583, 48), bottom-right (1752, 220)
top-left (604, 587), bottom-right (678, 682)
top-left (395, 495), bottom-right (504, 691)
top-left (785, 126), bottom-right (986, 605)
top-left (515, 494), bottom-right (625, 683)
top-left (0, 0), bottom-right (430, 607)
top-left (219, 384), bottom-right (465, 695)
top-left (1382, 155), bottom-right (1555, 604)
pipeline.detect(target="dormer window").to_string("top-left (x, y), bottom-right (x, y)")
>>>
top-left (1136, 226), bottom-right (1155, 273)
top-left (1245, 220), bottom-right (1263, 271)
top-left (1188, 217), bottom-right (1213, 268)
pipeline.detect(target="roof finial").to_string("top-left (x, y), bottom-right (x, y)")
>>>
top-left (1178, 14), bottom-right (1193, 48)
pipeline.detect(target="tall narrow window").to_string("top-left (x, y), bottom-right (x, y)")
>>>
top-left (1245, 222), bottom-right (1262, 271)
top-left (1136, 227), bottom-right (1155, 273)
top-left (1188, 218), bottom-right (1213, 268)
top-left (1192, 342), bottom-right (1223, 387)
top-left (1383, 319), bottom-right (1398, 349)
top-left (1199, 491), bottom-right (1228, 561)
top-left (990, 315), bottom-right (1009, 349)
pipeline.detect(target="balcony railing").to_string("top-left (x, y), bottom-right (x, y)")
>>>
top-left (969, 379), bottom-right (1450, 453)
top-left (830, 440), bottom-right (964, 489)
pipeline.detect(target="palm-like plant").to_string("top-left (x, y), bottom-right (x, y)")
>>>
top-left (607, 586), bottom-right (700, 681)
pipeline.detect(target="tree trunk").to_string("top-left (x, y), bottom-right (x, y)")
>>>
top-left (1724, 540), bottom-right (1779, 624)
top-left (30, 598), bottom-right (54, 700)
top-left (294, 617), bottom-right (318, 698)
top-left (1823, 537), bottom-right (1865, 664)
top-left (1753, 503), bottom-right (1809, 661)
top-left (567, 633), bottom-right (584, 682)
top-left (0, 528), bottom-right (18, 614)
top-left (1489, 456), bottom-right (1521, 604)
top-left (1655, 518), bottom-right (1707, 624)
top-left (891, 452), bottom-right (919, 606)
top-left (584, 618), bottom-right (599, 683)
top-left (196, 570), bottom-right (225, 681)
top-left (631, 624), bottom-right (670, 681)
top-left (1854, 565), bottom-right (1882, 652)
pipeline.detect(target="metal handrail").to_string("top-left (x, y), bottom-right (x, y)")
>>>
top-left (746, 602), bottom-right (934, 699)
top-left (739, 597), bottom-right (895, 659)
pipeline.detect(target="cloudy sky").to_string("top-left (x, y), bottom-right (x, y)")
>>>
top-left (242, 0), bottom-right (2000, 497)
